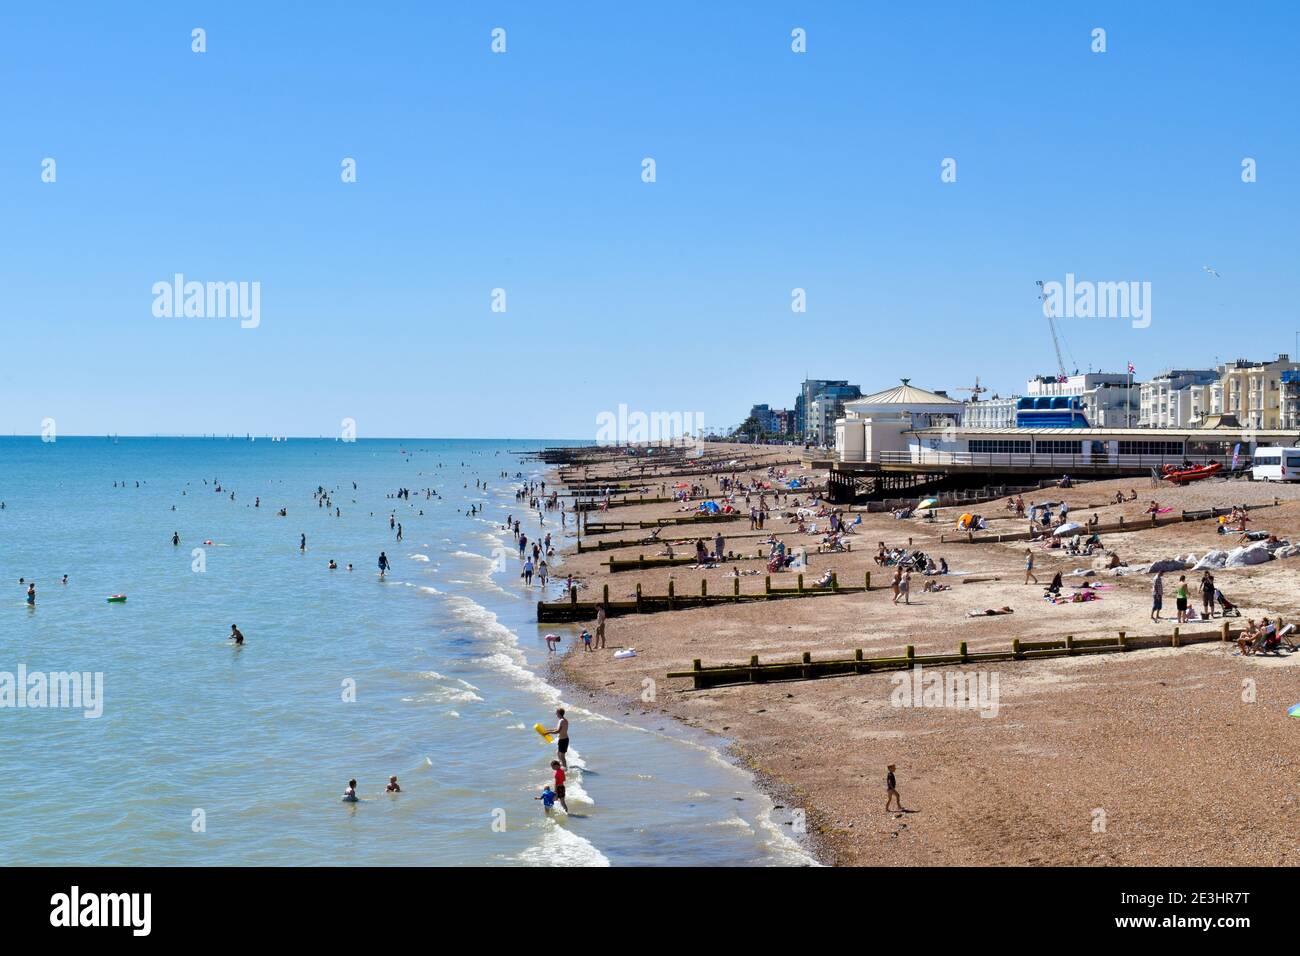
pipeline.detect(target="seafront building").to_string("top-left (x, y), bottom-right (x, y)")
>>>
top-left (1138, 369), bottom-right (1219, 428)
top-left (963, 395), bottom-right (1019, 429)
top-left (835, 380), bottom-right (963, 461)
top-left (1216, 354), bottom-right (1300, 429)
top-left (795, 380), bottom-right (861, 441)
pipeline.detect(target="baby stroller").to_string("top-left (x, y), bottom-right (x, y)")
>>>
top-left (1214, 588), bottom-right (1241, 617)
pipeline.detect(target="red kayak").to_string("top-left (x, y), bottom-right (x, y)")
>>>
top-left (1162, 462), bottom-right (1222, 484)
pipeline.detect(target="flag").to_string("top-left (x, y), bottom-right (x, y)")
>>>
top-left (1127, 362), bottom-right (1136, 374)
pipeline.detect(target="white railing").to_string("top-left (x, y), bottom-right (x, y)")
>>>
top-left (837, 449), bottom-right (1249, 471)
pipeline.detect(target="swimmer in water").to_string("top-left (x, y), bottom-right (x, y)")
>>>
top-left (172, 532), bottom-right (180, 546)
top-left (26, 583), bottom-right (36, 605)
top-left (300, 533), bottom-right (307, 552)
top-left (62, 575), bottom-right (68, 585)
top-left (229, 624), bottom-right (245, 646)
top-left (386, 775), bottom-right (401, 793)
top-left (378, 551), bottom-right (390, 577)
top-left (342, 779), bottom-right (358, 803)
top-left (328, 560), bottom-right (337, 570)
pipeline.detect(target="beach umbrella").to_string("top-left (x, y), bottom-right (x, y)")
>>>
top-left (1288, 703), bottom-right (1300, 719)
top-left (916, 497), bottom-right (938, 510)
top-left (1053, 521), bottom-right (1084, 536)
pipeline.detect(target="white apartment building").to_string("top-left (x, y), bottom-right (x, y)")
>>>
top-left (963, 396), bottom-right (1018, 429)
top-left (1138, 369), bottom-right (1219, 428)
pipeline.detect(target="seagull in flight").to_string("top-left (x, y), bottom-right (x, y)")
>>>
top-left (1202, 265), bottom-right (1221, 277)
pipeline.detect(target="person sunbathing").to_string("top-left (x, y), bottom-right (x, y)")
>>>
top-left (1044, 572), bottom-right (1063, 596)
top-left (922, 579), bottom-right (950, 593)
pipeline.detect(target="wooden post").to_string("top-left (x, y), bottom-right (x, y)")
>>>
top-left (801, 651), bottom-right (812, 679)
top-left (1065, 635), bottom-right (1074, 655)
top-left (765, 575), bottom-right (771, 594)
top-left (570, 586), bottom-right (577, 605)
top-left (602, 584), bottom-right (609, 606)
top-left (667, 579), bottom-right (674, 610)
top-left (1118, 630), bottom-right (1126, 649)
top-left (733, 577), bottom-right (740, 599)
top-left (959, 641), bottom-right (968, 663)
top-left (701, 579), bottom-right (707, 597)
top-left (1172, 627), bottom-right (1180, 648)
top-left (854, 648), bottom-right (864, 674)
top-left (797, 573), bottom-right (804, 593)
top-left (865, 571), bottom-right (871, 590)
top-left (749, 655), bottom-right (759, 683)
top-left (1220, 620), bottom-right (1229, 642)
top-left (692, 658), bottom-right (702, 690)
top-left (831, 571), bottom-right (838, 591)
top-left (636, 582), bottom-right (642, 612)
top-left (1118, 515), bottom-right (1124, 529)
top-left (1012, 638), bottom-right (1021, 659)
top-left (906, 644), bottom-right (915, 664)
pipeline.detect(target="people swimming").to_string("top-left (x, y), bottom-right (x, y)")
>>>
top-left (172, 532), bottom-right (180, 546)
top-left (342, 779), bottom-right (359, 802)
top-left (229, 624), bottom-right (245, 646)
top-left (26, 583), bottom-right (35, 606)
top-left (386, 775), bottom-right (401, 793)
top-left (378, 551), bottom-right (390, 577)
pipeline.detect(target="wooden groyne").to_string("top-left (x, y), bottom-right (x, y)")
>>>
top-left (536, 572), bottom-right (872, 622)
top-left (667, 621), bottom-right (1247, 689)
top-left (582, 514), bottom-right (745, 533)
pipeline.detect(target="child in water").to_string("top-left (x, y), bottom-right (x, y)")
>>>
top-left (342, 779), bottom-right (359, 802)
top-left (386, 775), bottom-right (401, 793)
top-left (535, 785), bottom-right (556, 814)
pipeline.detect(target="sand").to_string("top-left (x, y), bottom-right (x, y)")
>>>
top-left (545, 446), bottom-right (1300, 865)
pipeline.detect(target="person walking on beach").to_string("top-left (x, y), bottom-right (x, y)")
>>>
top-left (891, 566), bottom-right (903, 603)
top-left (1023, 549), bottom-right (1037, 585)
top-left (522, 557), bottom-right (534, 586)
top-left (898, 568), bottom-right (911, 605)
top-left (595, 604), bottom-right (607, 650)
top-left (1151, 570), bottom-right (1164, 623)
top-left (885, 764), bottom-right (903, 812)
top-left (378, 551), bottom-right (390, 577)
top-left (1175, 574), bottom-right (1189, 624)
top-left (550, 707), bottom-right (570, 769)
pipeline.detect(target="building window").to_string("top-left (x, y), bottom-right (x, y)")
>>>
top-left (969, 439), bottom-right (1031, 454)
top-left (1034, 440), bottom-right (1081, 455)
top-left (1117, 440), bottom-right (1183, 456)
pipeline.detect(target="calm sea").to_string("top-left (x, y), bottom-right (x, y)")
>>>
top-left (0, 437), bottom-right (809, 866)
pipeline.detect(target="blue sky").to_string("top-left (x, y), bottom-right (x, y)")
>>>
top-left (1, 1), bottom-right (1296, 438)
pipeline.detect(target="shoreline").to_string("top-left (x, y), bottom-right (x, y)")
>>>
top-left (547, 649), bottom-right (835, 865)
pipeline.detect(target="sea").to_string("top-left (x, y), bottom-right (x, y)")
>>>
top-left (0, 437), bottom-right (811, 866)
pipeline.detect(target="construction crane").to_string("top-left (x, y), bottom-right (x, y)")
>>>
top-left (954, 377), bottom-right (987, 400)
top-left (1036, 280), bottom-right (1070, 381)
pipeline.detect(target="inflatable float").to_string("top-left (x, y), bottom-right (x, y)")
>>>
top-left (106, 595), bottom-right (127, 603)
top-left (533, 722), bottom-right (554, 744)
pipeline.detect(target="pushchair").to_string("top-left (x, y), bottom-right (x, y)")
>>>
top-left (1214, 588), bottom-right (1242, 617)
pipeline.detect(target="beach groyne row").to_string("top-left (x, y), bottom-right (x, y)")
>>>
top-left (939, 501), bottom-right (1281, 545)
top-left (581, 514), bottom-right (746, 533)
top-left (536, 572), bottom-right (872, 622)
top-left (667, 621), bottom-right (1248, 689)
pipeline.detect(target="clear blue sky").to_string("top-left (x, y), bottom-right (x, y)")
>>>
top-left (2, 2), bottom-right (1296, 438)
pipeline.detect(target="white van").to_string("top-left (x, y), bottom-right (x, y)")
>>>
top-left (1251, 447), bottom-right (1300, 482)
